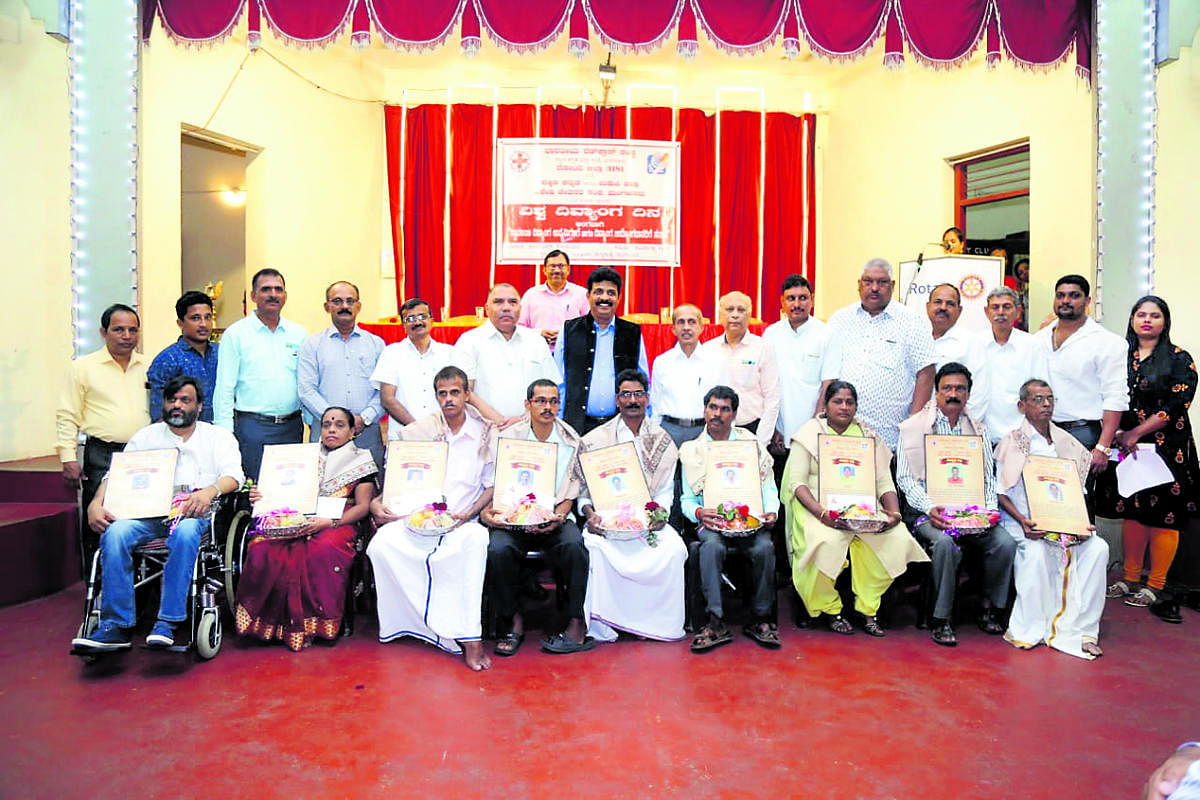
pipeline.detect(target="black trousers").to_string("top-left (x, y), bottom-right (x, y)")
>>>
top-left (79, 437), bottom-right (125, 575)
top-left (486, 520), bottom-right (588, 625)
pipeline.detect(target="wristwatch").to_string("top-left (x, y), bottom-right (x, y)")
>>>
top-left (1094, 444), bottom-right (1112, 457)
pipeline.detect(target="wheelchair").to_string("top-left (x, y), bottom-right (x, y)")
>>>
top-left (73, 491), bottom-right (256, 662)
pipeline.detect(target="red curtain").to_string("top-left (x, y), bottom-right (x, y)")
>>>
top-left (763, 112), bottom-right (807, 318)
top-left (448, 104), bottom-right (494, 317)
top-left (675, 108), bottom-right (715, 319)
top-left (493, 105), bottom-right (538, 290)
top-left (716, 111), bottom-right (761, 314)
top-left (628, 107), bottom-right (676, 317)
top-left (399, 105), bottom-right (447, 315)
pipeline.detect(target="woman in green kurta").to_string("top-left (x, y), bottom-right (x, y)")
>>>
top-left (783, 381), bottom-right (928, 636)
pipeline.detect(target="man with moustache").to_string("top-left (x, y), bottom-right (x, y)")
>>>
top-left (895, 363), bottom-right (1016, 647)
top-left (1031, 275), bottom-right (1128, 465)
top-left (829, 258), bottom-right (936, 451)
top-left (554, 267), bottom-right (649, 435)
top-left (518, 249), bottom-right (590, 349)
top-left (371, 296), bottom-right (452, 440)
top-left (452, 283), bottom-right (561, 427)
top-left (982, 287), bottom-right (1047, 444)
top-left (147, 291), bottom-right (219, 423)
top-left (368, 366), bottom-right (497, 672)
top-left (57, 303), bottom-right (150, 570)
top-left (298, 281), bottom-right (386, 467)
top-left (704, 291), bottom-right (780, 449)
top-left (71, 376), bottom-right (244, 652)
top-left (926, 283), bottom-right (991, 425)
top-left (213, 268), bottom-right (307, 479)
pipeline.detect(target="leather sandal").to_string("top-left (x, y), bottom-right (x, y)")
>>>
top-left (825, 614), bottom-right (854, 635)
top-left (743, 622), bottom-right (782, 649)
top-left (862, 616), bottom-right (886, 637)
top-left (690, 619), bottom-right (734, 653)
top-left (931, 620), bottom-right (957, 647)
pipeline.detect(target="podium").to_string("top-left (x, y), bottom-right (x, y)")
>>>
top-left (897, 254), bottom-right (1004, 337)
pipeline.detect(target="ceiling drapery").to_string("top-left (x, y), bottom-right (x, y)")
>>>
top-left (144, 0), bottom-right (1091, 78)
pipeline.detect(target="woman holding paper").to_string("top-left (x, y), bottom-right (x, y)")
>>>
top-left (236, 407), bottom-right (378, 650)
top-left (783, 381), bottom-right (928, 636)
top-left (1100, 297), bottom-right (1198, 623)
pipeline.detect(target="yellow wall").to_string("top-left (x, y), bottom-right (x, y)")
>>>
top-left (0, 0), bottom-right (71, 461)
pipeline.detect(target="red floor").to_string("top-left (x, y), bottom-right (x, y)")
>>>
top-left (1, 584), bottom-right (1195, 799)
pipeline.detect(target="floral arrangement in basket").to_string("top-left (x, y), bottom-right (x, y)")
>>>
top-left (827, 502), bottom-right (887, 532)
top-left (941, 505), bottom-right (1000, 538)
top-left (406, 502), bottom-right (456, 536)
top-left (253, 507), bottom-right (309, 540)
top-left (711, 500), bottom-right (760, 535)
top-left (503, 493), bottom-right (558, 528)
top-left (599, 501), bottom-right (668, 547)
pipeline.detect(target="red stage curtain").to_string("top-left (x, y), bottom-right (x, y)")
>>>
top-left (628, 106), bottom-right (676, 317)
top-left (258, 0), bottom-right (354, 44)
top-left (493, 105), bottom-right (539, 290)
top-left (401, 105), bottom-right (447, 315)
top-left (584, 0), bottom-right (685, 52)
top-left (693, 0), bottom-right (788, 53)
top-left (448, 104), bottom-right (494, 317)
top-left (369, 0), bottom-right (464, 49)
top-left (716, 110), bottom-right (761, 314)
top-left (763, 112), bottom-right (805, 317)
top-left (475, 0), bottom-right (573, 51)
top-left (676, 108), bottom-right (716, 320)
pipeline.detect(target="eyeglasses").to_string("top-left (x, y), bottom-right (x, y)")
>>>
top-left (618, 390), bottom-right (648, 400)
top-left (403, 313), bottom-right (430, 323)
top-left (1027, 395), bottom-right (1055, 406)
top-left (529, 397), bottom-right (560, 406)
top-left (327, 297), bottom-right (359, 307)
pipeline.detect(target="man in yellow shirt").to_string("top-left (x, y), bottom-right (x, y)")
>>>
top-left (56, 304), bottom-right (150, 569)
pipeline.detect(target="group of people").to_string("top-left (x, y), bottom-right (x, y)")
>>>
top-left (62, 248), bottom-right (1196, 667)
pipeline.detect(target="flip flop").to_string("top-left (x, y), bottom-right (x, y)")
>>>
top-left (493, 631), bottom-right (524, 657)
top-left (540, 633), bottom-right (596, 654)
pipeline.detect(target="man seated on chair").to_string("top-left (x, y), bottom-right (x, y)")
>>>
top-left (71, 376), bottom-right (243, 653)
top-left (895, 362), bottom-right (1017, 647)
top-left (578, 369), bottom-right (687, 643)
top-left (995, 379), bottom-right (1107, 660)
top-left (367, 365), bottom-right (496, 672)
top-left (483, 379), bottom-right (590, 656)
top-left (680, 385), bottom-right (781, 653)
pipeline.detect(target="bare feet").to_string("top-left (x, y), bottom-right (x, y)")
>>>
top-left (462, 640), bottom-right (492, 671)
top-left (1082, 641), bottom-right (1103, 659)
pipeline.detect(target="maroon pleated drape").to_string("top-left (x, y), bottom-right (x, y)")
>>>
top-left (676, 108), bottom-right (716, 320)
top-left (763, 112), bottom-right (810, 316)
top-left (493, 104), bottom-right (538, 290)
top-left (627, 106), bottom-right (677, 317)
top-left (398, 104), bottom-right (447, 315)
top-left (716, 110), bottom-right (761, 314)
top-left (448, 104), bottom-right (494, 317)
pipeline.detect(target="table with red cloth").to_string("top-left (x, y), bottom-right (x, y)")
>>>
top-left (361, 320), bottom-right (767, 368)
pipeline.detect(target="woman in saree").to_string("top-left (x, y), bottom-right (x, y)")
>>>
top-left (236, 407), bottom-right (378, 650)
top-left (782, 381), bottom-right (928, 636)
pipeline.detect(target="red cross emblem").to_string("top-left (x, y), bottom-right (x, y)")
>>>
top-left (510, 151), bottom-right (530, 172)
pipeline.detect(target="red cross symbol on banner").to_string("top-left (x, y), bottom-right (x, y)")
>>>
top-left (510, 151), bottom-right (530, 172)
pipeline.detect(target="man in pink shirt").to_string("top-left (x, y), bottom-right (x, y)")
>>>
top-left (518, 250), bottom-right (590, 349)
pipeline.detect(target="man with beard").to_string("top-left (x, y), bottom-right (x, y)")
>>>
top-left (71, 376), bottom-right (244, 652)
top-left (147, 291), bottom-right (219, 423)
top-left (1032, 275), bottom-right (1128, 465)
top-left (553, 267), bottom-right (648, 435)
top-left (896, 363), bottom-right (1016, 647)
top-left (926, 283), bottom-right (990, 425)
top-left (371, 296), bottom-right (452, 439)
top-left (518, 249), bottom-right (589, 349)
top-left (298, 281), bottom-right (386, 467)
top-left (213, 268), bottom-right (307, 479)
top-left (982, 287), bottom-right (1047, 444)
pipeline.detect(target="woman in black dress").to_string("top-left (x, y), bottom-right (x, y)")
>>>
top-left (1102, 296), bottom-right (1198, 622)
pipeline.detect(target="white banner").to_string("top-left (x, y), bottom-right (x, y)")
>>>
top-left (494, 138), bottom-right (680, 266)
top-left (898, 255), bottom-right (1004, 337)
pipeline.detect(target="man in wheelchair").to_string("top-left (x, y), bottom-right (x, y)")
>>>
top-left (72, 376), bottom-right (244, 653)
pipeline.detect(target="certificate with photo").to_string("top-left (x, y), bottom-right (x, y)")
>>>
top-left (580, 442), bottom-right (651, 510)
top-left (924, 434), bottom-right (986, 508)
top-left (382, 440), bottom-right (448, 515)
top-left (493, 439), bottom-right (559, 512)
top-left (253, 442), bottom-right (321, 516)
top-left (817, 435), bottom-right (877, 512)
top-left (703, 440), bottom-right (763, 517)
top-left (104, 448), bottom-right (178, 520)
top-left (1022, 455), bottom-right (1091, 537)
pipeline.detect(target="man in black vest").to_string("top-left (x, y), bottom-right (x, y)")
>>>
top-left (552, 267), bottom-right (649, 435)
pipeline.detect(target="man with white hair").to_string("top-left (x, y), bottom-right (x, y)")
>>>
top-left (828, 258), bottom-right (936, 450)
top-left (982, 286), bottom-right (1047, 444)
top-left (703, 291), bottom-right (780, 448)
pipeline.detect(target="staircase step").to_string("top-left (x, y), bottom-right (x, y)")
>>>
top-left (0, 502), bottom-right (79, 607)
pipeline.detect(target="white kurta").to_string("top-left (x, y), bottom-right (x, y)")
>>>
top-left (998, 430), bottom-right (1108, 660)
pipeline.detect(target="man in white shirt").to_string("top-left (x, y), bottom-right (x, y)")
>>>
top-left (828, 258), bottom-right (936, 451)
top-left (517, 249), bottom-right (590, 349)
top-left (371, 297), bottom-right (452, 441)
top-left (927, 283), bottom-right (991, 425)
top-left (650, 304), bottom-right (728, 449)
top-left (451, 283), bottom-right (561, 426)
top-left (72, 376), bottom-right (245, 653)
top-left (982, 287), bottom-right (1048, 444)
top-left (703, 291), bottom-right (780, 448)
top-left (1031, 274), bottom-right (1128, 468)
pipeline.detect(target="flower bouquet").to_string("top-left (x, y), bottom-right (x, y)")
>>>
top-left (827, 502), bottom-right (888, 533)
top-left (164, 492), bottom-right (193, 536)
top-left (253, 507), bottom-right (309, 540)
top-left (406, 501), bottom-right (457, 537)
top-left (501, 493), bottom-right (559, 532)
top-left (943, 505), bottom-right (1000, 537)
top-left (597, 501), bottom-right (669, 546)
top-left (709, 500), bottom-right (761, 538)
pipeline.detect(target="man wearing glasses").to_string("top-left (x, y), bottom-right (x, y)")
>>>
top-left (371, 297), bottom-right (453, 444)
top-left (298, 281), bottom-right (386, 467)
top-left (828, 258), bottom-right (937, 452)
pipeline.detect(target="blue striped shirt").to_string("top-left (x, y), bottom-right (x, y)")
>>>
top-left (146, 337), bottom-right (219, 423)
top-left (298, 325), bottom-right (385, 426)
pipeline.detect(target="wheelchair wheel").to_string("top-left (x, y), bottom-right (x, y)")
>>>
top-left (195, 609), bottom-right (221, 660)
top-left (76, 609), bottom-right (100, 639)
top-left (223, 510), bottom-right (253, 614)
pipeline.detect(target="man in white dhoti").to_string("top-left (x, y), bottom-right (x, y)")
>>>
top-left (995, 378), bottom-right (1107, 660)
top-left (368, 366), bottom-right (497, 671)
top-left (579, 369), bottom-right (686, 642)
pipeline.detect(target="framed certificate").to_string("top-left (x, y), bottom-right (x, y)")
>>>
top-left (925, 435), bottom-right (986, 508)
top-left (104, 449), bottom-right (178, 520)
top-left (382, 440), bottom-right (448, 515)
top-left (1022, 455), bottom-right (1091, 537)
top-left (580, 442), bottom-right (651, 510)
top-left (254, 443), bottom-right (320, 516)
top-left (817, 435), bottom-right (877, 513)
top-left (703, 440), bottom-right (763, 517)
top-left (493, 438), bottom-right (558, 511)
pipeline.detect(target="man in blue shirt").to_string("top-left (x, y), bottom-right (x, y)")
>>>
top-left (213, 268), bottom-right (307, 479)
top-left (147, 291), bottom-right (219, 423)
top-left (298, 281), bottom-right (386, 467)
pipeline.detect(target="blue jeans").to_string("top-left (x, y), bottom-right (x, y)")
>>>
top-left (100, 517), bottom-right (208, 627)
